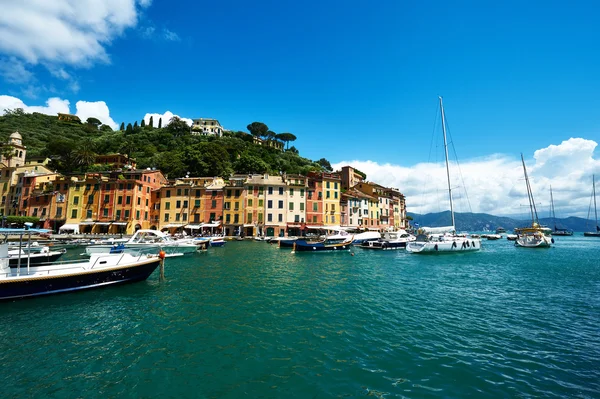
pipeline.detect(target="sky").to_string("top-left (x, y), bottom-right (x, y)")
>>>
top-left (0, 0), bottom-right (599, 218)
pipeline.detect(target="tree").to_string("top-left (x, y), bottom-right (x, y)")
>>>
top-left (46, 138), bottom-right (79, 173)
top-left (99, 124), bottom-right (113, 133)
top-left (158, 118), bottom-right (162, 129)
top-left (247, 122), bottom-right (269, 138)
top-left (166, 116), bottom-right (190, 137)
top-left (234, 152), bottom-right (269, 174)
top-left (287, 146), bottom-right (299, 154)
top-left (120, 138), bottom-right (137, 163)
top-left (317, 157), bottom-right (333, 172)
top-left (184, 142), bottom-right (232, 177)
top-left (75, 138), bottom-right (97, 171)
top-left (125, 123), bottom-right (133, 134)
top-left (133, 121), bottom-right (138, 129)
top-left (140, 119), bottom-right (146, 128)
top-left (266, 130), bottom-right (277, 141)
top-left (148, 116), bottom-right (154, 128)
top-left (119, 122), bottom-right (125, 131)
top-left (276, 132), bottom-right (297, 149)
top-left (86, 117), bottom-right (102, 129)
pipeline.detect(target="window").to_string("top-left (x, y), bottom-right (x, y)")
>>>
top-left (300, 203), bottom-right (304, 211)
top-left (289, 202), bottom-right (294, 211)
top-left (86, 209), bottom-right (92, 218)
top-left (166, 190), bottom-right (171, 198)
top-left (195, 189), bottom-right (201, 197)
top-left (313, 203), bottom-right (318, 211)
top-left (334, 192), bottom-right (338, 199)
top-left (267, 200), bottom-right (272, 209)
top-left (334, 182), bottom-right (338, 189)
top-left (212, 191), bottom-right (217, 197)
top-left (247, 185), bottom-right (253, 192)
top-left (278, 187), bottom-right (283, 195)
top-left (56, 207), bottom-right (62, 218)
top-left (127, 183), bottom-right (132, 190)
top-left (183, 200), bottom-right (188, 208)
top-left (73, 196), bottom-right (79, 205)
top-left (116, 210), bottom-right (121, 220)
top-left (259, 187), bottom-right (264, 195)
top-left (182, 213), bottom-right (187, 221)
top-left (86, 184), bottom-right (91, 191)
top-left (248, 199), bottom-right (253, 207)
top-left (211, 200), bottom-right (217, 208)
top-left (289, 188), bottom-right (294, 196)
top-left (226, 214), bottom-right (231, 223)
top-left (234, 202), bottom-right (239, 210)
top-left (118, 183), bottom-right (123, 190)
top-left (136, 210), bottom-right (140, 220)
top-left (234, 214), bottom-right (239, 224)
top-left (224, 202), bottom-right (230, 210)
top-left (137, 197), bottom-right (141, 206)
top-left (103, 208), bottom-right (109, 217)
top-left (184, 189), bottom-right (189, 196)
top-left (124, 210), bottom-right (130, 219)
top-left (258, 213), bottom-right (263, 222)
top-left (126, 196), bottom-right (131, 205)
top-left (176, 200), bottom-right (181, 209)
top-left (332, 204), bottom-right (335, 211)
top-left (258, 199), bottom-right (263, 207)
top-left (326, 191), bottom-right (330, 199)
top-left (88, 195), bottom-right (94, 204)
top-left (247, 213), bottom-right (252, 223)
top-left (278, 214), bottom-right (283, 222)
top-left (278, 200), bottom-right (283, 209)
top-left (294, 215), bottom-right (300, 222)
top-left (71, 209), bottom-right (77, 218)
top-left (175, 214), bottom-right (180, 221)
top-left (146, 199), bottom-right (149, 207)
top-left (313, 216), bottom-right (317, 223)
top-left (268, 187), bottom-right (273, 195)
top-left (227, 189), bottom-right (232, 197)
top-left (165, 202), bottom-right (171, 210)
top-left (194, 199), bottom-right (200, 207)
top-left (326, 181), bottom-right (330, 189)
top-left (267, 213), bottom-right (272, 222)
top-left (235, 189), bottom-right (240, 197)
top-left (177, 188), bottom-right (182, 196)
top-left (164, 214), bottom-right (170, 222)
top-left (94, 184), bottom-right (100, 191)
top-left (209, 212), bottom-right (216, 221)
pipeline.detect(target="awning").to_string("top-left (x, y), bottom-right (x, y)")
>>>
top-left (112, 222), bottom-right (128, 226)
top-left (201, 221), bottom-right (221, 228)
top-left (185, 224), bottom-right (202, 229)
top-left (79, 221), bottom-right (94, 225)
top-left (59, 223), bottom-right (79, 231)
top-left (163, 223), bottom-right (184, 228)
top-left (243, 224), bottom-right (255, 227)
top-left (96, 222), bottom-right (111, 225)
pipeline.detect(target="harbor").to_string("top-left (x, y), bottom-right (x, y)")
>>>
top-left (1, 236), bottom-right (599, 398)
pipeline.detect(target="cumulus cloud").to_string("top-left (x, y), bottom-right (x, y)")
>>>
top-left (0, 0), bottom-right (151, 86)
top-left (333, 138), bottom-right (600, 218)
top-left (143, 111), bottom-right (192, 127)
top-left (0, 95), bottom-right (118, 129)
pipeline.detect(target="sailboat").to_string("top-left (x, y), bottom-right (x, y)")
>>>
top-left (406, 97), bottom-right (481, 254)
top-left (549, 185), bottom-right (573, 236)
top-left (514, 154), bottom-right (553, 248)
top-left (583, 175), bottom-right (600, 237)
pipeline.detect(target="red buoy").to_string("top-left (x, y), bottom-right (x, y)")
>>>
top-left (158, 250), bottom-right (166, 259)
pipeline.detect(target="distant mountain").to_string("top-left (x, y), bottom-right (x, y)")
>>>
top-left (407, 211), bottom-right (595, 233)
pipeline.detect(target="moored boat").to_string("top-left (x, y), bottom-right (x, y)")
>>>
top-left (291, 236), bottom-right (353, 252)
top-left (360, 230), bottom-right (415, 250)
top-left (584, 175), bottom-right (600, 237)
top-left (85, 229), bottom-right (199, 256)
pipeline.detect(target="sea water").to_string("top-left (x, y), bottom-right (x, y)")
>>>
top-left (1, 236), bottom-right (599, 398)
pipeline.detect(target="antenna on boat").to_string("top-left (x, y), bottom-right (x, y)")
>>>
top-left (439, 96), bottom-right (455, 229)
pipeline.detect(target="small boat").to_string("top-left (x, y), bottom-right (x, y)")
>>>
top-left (584, 175), bottom-right (600, 237)
top-left (506, 234), bottom-right (518, 241)
top-left (486, 234), bottom-right (502, 240)
top-left (514, 154), bottom-right (553, 248)
top-left (7, 246), bottom-right (66, 267)
top-left (351, 231), bottom-right (381, 245)
top-left (0, 228), bottom-right (164, 301)
top-left (406, 97), bottom-right (482, 254)
top-left (360, 230), bottom-right (416, 250)
top-left (495, 227), bottom-right (506, 234)
top-left (291, 236), bottom-right (353, 252)
top-left (85, 229), bottom-right (199, 256)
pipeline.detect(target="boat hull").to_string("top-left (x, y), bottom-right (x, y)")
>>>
top-left (360, 240), bottom-right (407, 250)
top-left (292, 240), bottom-right (352, 252)
top-left (9, 251), bottom-right (65, 267)
top-left (0, 258), bottom-right (161, 301)
top-left (583, 232), bottom-right (600, 237)
top-left (406, 238), bottom-right (481, 254)
top-left (85, 243), bottom-right (197, 256)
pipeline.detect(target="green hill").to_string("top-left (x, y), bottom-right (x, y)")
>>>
top-left (0, 110), bottom-right (330, 178)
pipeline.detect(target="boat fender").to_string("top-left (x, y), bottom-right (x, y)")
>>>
top-left (434, 244), bottom-right (438, 251)
top-left (382, 243), bottom-right (387, 250)
top-left (551, 238), bottom-right (555, 244)
top-left (452, 241), bottom-right (457, 249)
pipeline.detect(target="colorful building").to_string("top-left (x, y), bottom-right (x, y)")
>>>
top-left (284, 174), bottom-right (307, 236)
top-left (222, 176), bottom-right (246, 236)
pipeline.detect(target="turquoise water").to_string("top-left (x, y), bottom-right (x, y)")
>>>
top-left (1, 236), bottom-right (599, 398)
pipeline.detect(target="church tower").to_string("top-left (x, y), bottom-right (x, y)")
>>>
top-left (0, 131), bottom-right (26, 168)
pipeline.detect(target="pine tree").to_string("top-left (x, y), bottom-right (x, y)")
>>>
top-left (149, 116), bottom-right (154, 128)
top-left (140, 119), bottom-right (146, 128)
top-left (120, 122), bottom-right (125, 131)
top-left (126, 123), bottom-right (133, 134)
top-left (134, 121), bottom-right (138, 129)
top-left (158, 118), bottom-right (162, 129)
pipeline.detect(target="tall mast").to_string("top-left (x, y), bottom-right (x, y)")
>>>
top-left (593, 175), bottom-right (598, 228)
top-left (439, 96), bottom-right (455, 228)
top-left (550, 185), bottom-right (556, 229)
top-left (521, 153), bottom-right (539, 225)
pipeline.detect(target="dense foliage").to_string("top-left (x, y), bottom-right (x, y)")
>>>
top-left (0, 110), bottom-right (330, 179)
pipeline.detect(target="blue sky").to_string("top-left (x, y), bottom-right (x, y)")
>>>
top-left (1, 0), bottom-right (599, 216)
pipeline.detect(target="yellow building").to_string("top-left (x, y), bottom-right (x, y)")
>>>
top-left (223, 176), bottom-right (246, 236)
top-left (243, 175), bottom-right (266, 237)
top-left (321, 173), bottom-right (341, 226)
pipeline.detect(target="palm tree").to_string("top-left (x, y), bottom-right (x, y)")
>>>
top-left (75, 139), bottom-right (97, 171)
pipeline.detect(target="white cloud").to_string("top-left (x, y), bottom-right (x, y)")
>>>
top-left (163, 29), bottom-right (180, 42)
top-left (0, 0), bottom-right (150, 86)
top-left (143, 111), bottom-right (192, 128)
top-left (0, 57), bottom-right (33, 84)
top-left (333, 138), bottom-right (600, 218)
top-left (75, 100), bottom-right (118, 129)
top-left (0, 95), bottom-right (118, 129)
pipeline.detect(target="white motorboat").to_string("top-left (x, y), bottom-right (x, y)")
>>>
top-left (85, 229), bottom-right (199, 256)
top-left (360, 230), bottom-right (416, 250)
top-left (351, 231), bottom-right (382, 244)
top-left (406, 98), bottom-right (482, 254)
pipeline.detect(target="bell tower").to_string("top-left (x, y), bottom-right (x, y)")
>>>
top-left (1, 131), bottom-right (26, 168)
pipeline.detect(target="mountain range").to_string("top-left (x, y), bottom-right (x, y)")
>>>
top-left (407, 211), bottom-right (598, 233)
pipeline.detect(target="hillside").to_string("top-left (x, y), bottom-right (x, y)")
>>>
top-left (0, 110), bottom-right (331, 179)
top-left (408, 211), bottom-right (594, 232)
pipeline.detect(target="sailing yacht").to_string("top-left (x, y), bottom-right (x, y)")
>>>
top-left (514, 154), bottom-right (553, 248)
top-left (406, 97), bottom-right (481, 254)
top-left (549, 185), bottom-right (573, 236)
top-left (584, 175), bottom-right (600, 237)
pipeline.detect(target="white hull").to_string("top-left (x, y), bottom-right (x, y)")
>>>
top-left (406, 238), bottom-right (481, 253)
top-left (515, 236), bottom-right (553, 248)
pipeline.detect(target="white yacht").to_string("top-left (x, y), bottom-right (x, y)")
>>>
top-left (85, 229), bottom-right (199, 256)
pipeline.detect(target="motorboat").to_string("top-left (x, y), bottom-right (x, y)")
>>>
top-left (7, 245), bottom-right (66, 267)
top-left (0, 228), bottom-right (163, 301)
top-left (506, 234), bottom-right (518, 241)
top-left (360, 230), bottom-right (416, 250)
top-left (85, 229), bottom-right (199, 256)
top-left (486, 234), bottom-right (502, 240)
top-left (291, 236), bottom-right (353, 252)
top-left (351, 231), bottom-right (381, 245)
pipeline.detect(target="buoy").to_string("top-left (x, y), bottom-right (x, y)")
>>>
top-left (351, 252), bottom-right (355, 256)
top-left (158, 250), bottom-right (166, 281)
top-left (159, 250), bottom-right (166, 259)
